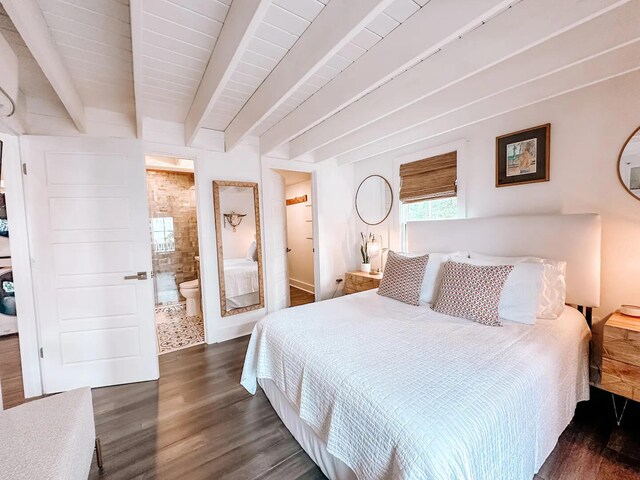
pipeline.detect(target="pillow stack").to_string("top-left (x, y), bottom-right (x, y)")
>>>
top-left (375, 249), bottom-right (567, 327)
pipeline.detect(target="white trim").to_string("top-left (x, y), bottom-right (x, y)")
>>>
top-left (1, 134), bottom-right (42, 397)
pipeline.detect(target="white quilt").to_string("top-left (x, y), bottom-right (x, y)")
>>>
top-left (241, 291), bottom-right (590, 480)
top-left (223, 259), bottom-right (259, 298)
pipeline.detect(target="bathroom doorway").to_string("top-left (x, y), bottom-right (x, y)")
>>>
top-left (274, 170), bottom-right (316, 308)
top-left (145, 155), bottom-right (204, 355)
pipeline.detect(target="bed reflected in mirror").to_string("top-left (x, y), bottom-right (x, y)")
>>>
top-left (212, 181), bottom-right (264, 316)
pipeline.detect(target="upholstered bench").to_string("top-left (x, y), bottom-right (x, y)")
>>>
top-left (0, 387), bottom-right (100, 479)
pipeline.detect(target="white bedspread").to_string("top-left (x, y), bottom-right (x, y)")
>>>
top-left (241, 291), bottom-right (590, 480)
top-left (223, 259), bottom-right (258, 298)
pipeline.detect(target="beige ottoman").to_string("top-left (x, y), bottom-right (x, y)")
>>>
top-left (0, 387), bottom-right (99, 480)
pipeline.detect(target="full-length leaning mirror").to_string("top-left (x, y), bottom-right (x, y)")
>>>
top-left (212, 181), bottom-right (264, 316)
top-left (618, 126), bottom-right (640, 201)
top-left (355, 175), bottom-right (393, 225)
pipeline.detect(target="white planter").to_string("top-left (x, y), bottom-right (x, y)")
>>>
top-left (360, 263), bottom-right (371, 273)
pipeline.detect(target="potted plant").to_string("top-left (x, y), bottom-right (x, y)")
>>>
top-left (360, 232), bottom-right (374, 273)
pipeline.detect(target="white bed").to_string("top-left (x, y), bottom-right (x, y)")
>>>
top-left (241, 214), bottom-right (600, 480)
top-left (242, 291), bottom-right (590, 480)
top-left (223, 258), bottom-right (259, 310)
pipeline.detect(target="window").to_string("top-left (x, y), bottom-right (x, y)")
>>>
top-left (404, 197), bottom-right (458, 221)
top-left (399, 151), bottom-right (459, 222)
top-left (151, 217), bottom-right (175, 253)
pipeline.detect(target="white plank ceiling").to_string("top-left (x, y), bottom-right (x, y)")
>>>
top-left (140, 0), bottom-right (230, 123)
top-left (36, 0), bottom-right (135, 115)
top-left (1, 0), bottom-right (639, 163)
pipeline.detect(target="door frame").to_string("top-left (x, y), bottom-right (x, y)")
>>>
top-left (261, 156), bottom-right (320, 308)
top-left (0, 133), bottom-right (43, 398)
top-left (143, 142), bottom-right (210, 343)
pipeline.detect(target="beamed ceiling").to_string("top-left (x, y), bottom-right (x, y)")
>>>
top-left (0, 0), bottom-right (639, 163)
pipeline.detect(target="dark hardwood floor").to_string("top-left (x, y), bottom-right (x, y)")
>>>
top-left (290, 286), bottom-right (315, 308)
top-left (2, 331), bottom-right (640, 479)
top-left (0, 333), bottom-right (25, 409)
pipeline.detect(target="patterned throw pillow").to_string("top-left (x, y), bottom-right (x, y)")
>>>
top-left (377, 251), bottom-right (429, 306)
top-left (432, 260), bottom-right (514, 326)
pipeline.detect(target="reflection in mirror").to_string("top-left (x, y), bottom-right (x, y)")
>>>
top-left (619, 127), bottom-right (640, 201)
top-left (355, 175), bottom-right (393, 225)
top-left (213, 181), bottom-right (263, 316)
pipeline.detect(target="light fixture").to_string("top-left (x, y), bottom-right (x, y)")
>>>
top-left (367, 235), bottom-right (385, 275)
top-left (223, 211), bottom-right (246, 232)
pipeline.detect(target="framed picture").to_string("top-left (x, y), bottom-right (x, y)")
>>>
top-left (496, 124), bottom-right (550, 187)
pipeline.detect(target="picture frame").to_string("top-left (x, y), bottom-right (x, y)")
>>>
top-left (496, 123), bottom-right (550, 187)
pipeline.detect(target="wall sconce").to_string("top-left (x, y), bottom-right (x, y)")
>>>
top-left (223, 211), bottom-right (246, 232)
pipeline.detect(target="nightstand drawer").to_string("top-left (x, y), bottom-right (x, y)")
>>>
top-left (344, 271), bottom-right (381, 294)
top-left (603, 323), bottom-right (640, 367)
top-left (601, 357), bottom-right (640, 402)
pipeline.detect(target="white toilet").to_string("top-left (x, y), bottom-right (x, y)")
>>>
top-left (179, 279), bottom-right (201, 317)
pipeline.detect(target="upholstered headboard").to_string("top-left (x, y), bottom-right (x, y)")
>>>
top-left (406, 214), bottom-right (601, 308)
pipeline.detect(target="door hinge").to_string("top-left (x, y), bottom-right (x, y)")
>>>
top-left (22, 163), bottom-right (27, 175)
top-left (39, 347), bottom-right (43, 358)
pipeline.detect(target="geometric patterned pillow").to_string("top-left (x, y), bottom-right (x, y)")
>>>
top-left (377, 251), bottom-right (429, 306)
top-left (432, 260), bottom-right (514, 326)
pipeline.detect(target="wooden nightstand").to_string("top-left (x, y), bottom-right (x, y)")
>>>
top-left (599, 311), bottom-right (640, 424)
top-left (344, 271), bottom-right (382, 295)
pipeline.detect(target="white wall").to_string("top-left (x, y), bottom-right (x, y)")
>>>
top-left (219, 189), bottom-right (256, 260)
top-left (351, 70), bottom-right (640, 339)
top-left (285, 179), bottom-right (314, 293)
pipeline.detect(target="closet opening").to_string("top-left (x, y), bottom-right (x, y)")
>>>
top-left (275, 170), bottom-right (316, 308)
top-left (145, 155), bottom-right (203, 355)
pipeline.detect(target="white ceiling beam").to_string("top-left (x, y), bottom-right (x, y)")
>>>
top-left (258, 0), bottom-right (514, 156)
top-left (335, 40), bottom-right (640, 165)
top-left (1, 0), bottom-right (86, 132)
top-left (224, 0), bottom-right (394, 152)
top-left (315, 0), bottom-right (639, 161)
top-left (185, 0), bottom-right (271, 147)
top-left (129, 0), bottom-right (143, 138)
top-left (291, 0), bottom-right (631, 160)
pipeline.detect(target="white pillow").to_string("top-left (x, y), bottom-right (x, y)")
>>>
top-left (470, 252), bottom-right (566, 319)
top-left (246, 241), bottom-right (258, 261)
top-left (395, 251), bottom-right (468, 303)
top-left (453, 256), bottom-right (543, 325)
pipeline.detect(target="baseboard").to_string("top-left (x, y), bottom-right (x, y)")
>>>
top-left (289, 278), bottom-right (315, 294)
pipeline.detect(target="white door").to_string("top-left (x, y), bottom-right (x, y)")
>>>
top-left (264, 169), bottom-right (290, 311)
top-left (23, 136), bottom-right (158, 393)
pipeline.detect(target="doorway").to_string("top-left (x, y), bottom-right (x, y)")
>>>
top-left (275, 170), bottom-right (316, 308)
top-left (145, 155), bottom-right (204, 355)
top-left (0, 139), bottom-right (24, 408)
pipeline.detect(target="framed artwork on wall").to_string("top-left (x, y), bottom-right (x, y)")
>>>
top-left (496, 123), bottom-right (550, 187)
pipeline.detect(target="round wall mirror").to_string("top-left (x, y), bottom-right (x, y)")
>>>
top-left (355, 175), bottom-right (393, 225)
top-left (618, 126), bottom-right (640, 201)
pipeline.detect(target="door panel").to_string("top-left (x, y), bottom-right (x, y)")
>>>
top-left (23, 136), bottom-right (158, 393)
top-left (264, 169), bottom-right (289, 311)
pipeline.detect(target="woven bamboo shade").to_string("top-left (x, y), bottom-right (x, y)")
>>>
top-left (399, 151), bottom-right (457, 203)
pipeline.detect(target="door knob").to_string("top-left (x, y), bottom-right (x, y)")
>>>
top-left (124, 272), bottom-right (148, 280)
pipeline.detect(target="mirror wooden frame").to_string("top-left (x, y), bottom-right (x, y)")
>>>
top-left (355, 174), bottom-right (393, 226)
top-left (617, 125), bottom-right (640, 202)
top-left (212, 180), bottom-right (264, 317)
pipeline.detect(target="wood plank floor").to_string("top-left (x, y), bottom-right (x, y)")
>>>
top-left (3, 332), bottom-right (640, 479)
top-left (0, 333), bottom-right (25, 409)
top-left (290, 286), bottom-right (315, 307)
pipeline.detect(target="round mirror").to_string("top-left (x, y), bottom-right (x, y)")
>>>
top-left (355, 175), bottom-right (393, 225)
top-left (618, 126), bottom-right (640, 201)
